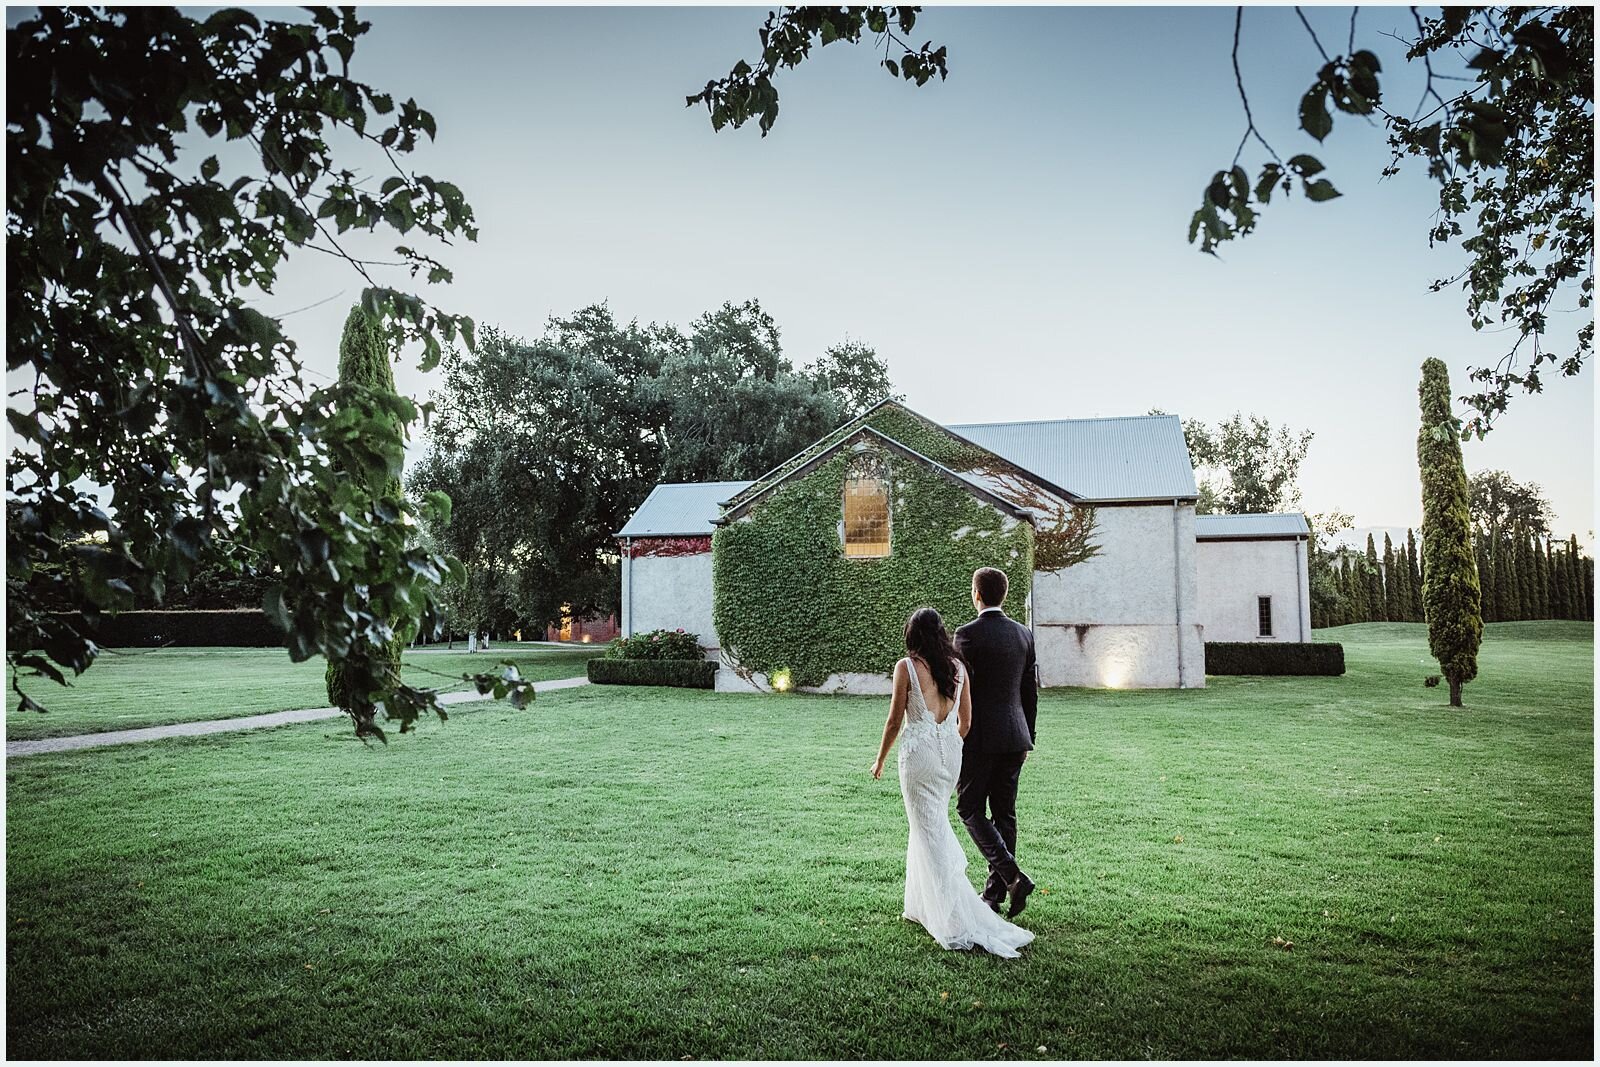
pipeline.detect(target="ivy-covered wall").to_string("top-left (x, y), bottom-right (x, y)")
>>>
top-left (713, 445), bottom-right (1034, 687)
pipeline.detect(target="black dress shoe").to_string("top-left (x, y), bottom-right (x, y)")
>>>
top-left (1006, 872), bottom-right (1035, 918)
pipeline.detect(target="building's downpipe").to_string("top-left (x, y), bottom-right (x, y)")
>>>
top-left (1172, 500), bottom-right (1186, 687)
top-left (623, 537), bottom-right (633, 637)
top-left (1295, 537), bottom-right (1307, 641)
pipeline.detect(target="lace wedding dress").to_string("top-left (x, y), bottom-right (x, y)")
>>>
top-left (897, 658), bottom-right (1035, 958)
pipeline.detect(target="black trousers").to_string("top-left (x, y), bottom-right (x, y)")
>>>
top-left (956, 749), bottom-right (1027, 897)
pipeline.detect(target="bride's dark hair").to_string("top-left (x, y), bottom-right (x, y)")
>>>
top-left (904, 606), bottom-right (964, 702)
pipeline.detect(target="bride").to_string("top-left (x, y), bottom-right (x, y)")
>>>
top-left (870, 607), bottom-right (1035, 958)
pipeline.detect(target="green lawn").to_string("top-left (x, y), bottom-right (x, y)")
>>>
top-left (7, 644), bottom-right (604, 741)
top-left (6, 623), bottom-right (1592, 1058)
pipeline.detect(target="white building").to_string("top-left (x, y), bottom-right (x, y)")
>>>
top-left (1194, 513), bottom-right (1312, 643)
top-left (616, 403), bottom-right (1313, 689)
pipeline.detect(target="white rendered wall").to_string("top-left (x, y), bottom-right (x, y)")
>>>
top-left (1031, 503), bottom-right (1204, 688)
top-left (1195, 538), bottom-right (1311, 643)
top-left (623, 550), bottom-right (718, 650)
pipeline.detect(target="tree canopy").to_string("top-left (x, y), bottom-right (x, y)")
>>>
top-left (6, 7), bottom-right (530, 732)
top-left (699, 6), bottom-right (1593, 435)
top-left (1155, 410), bottom-right (1315, 516)
top-left (409, 301), bottom-right (896, 633)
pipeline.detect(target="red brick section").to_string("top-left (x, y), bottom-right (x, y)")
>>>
top-left (625, 535), bottom-right (712, 558)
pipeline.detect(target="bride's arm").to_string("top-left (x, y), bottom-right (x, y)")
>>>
top-left (957, 666), bottom-right (973, 738)
top-left (871, 660), bottom-right (909, 779)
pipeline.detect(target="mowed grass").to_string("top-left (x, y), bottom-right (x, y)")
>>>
top-left (7, 644), bottom-right (603, 741)
top-left (5, 623), bottom-right (1591, 1058)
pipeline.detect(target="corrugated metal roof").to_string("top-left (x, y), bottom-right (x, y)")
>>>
top-left (949, 415), bottom-right (1198, 502)
top-left (1194, 513), bottom-right (1309, 539)
top-left (615, 481), bottom-right (752, 537)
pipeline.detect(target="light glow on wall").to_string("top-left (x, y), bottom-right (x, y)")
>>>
top-left (1100, 661), bottom-right (1132, 689)
top-left (771, 668), bottom-right (794, 692)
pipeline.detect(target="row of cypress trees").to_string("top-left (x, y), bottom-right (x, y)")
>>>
top-left (1476, 528), bottom-right (1594, 623)
top-left (1319, 527), bottom-right (1593, 627)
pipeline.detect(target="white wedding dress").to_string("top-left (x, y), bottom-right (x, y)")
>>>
top-left (897, 658), bottom-right (1035, 958)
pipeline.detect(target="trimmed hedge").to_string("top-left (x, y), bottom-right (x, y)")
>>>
top-left (587, 658), bottom-right (717, 689)
top-left (1205, 642), bottom-right (1345, 677)
top-left (57, 610), bottom-right (286, 648)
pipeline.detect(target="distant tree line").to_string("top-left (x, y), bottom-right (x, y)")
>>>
top-left (1311, 469), bottom-right (1594, 631)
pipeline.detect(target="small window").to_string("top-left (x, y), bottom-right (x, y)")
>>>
top-left (843, 454), bottom-right (890, 557)
top-left (1258, 596), bottom-right (1273, 638)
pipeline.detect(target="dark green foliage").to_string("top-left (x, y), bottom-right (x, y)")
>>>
top-left (687, 7), bottom-right (947, 136)
top-left (1417, 360), bottom-right (1483, 705)
top-left (713, 448), bottom-right (1033, 687)
top-left (1382, 534), bottom-right (1401, 621)
top-left (606, 628), bottom-right (703, 661)
top-left (1306, 513), bottom-right (1357, 629)
top-left (4, 7), bottom-right (538, 733)
top-left (1391, 534), bottom-right (1415, 622)
top-left (1492, 522), bottom-right (1513, 621)
top-left (1566, 536), bottom-right (1584, 619)
top-left (325, 307), bottom-right (407, 727)
top-left (51, 610), bottom-right (283, 648)
top-left (1407, 530), bottom-right (1424, 620)
top-left (1549, 540), bottom-right (1568, 620)
top-left (586, 657), bottom-right (717, 689)
top-left (1204, 642), bottom-right (1345, 676)
top-left (1365, 534), bottom-right (1386, 622)
top-left (410, 304), bottom-right (895, 632)
top-left (1178, 413), bottom-right (1314, 515)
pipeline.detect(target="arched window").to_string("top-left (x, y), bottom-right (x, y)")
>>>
top-left (843, 453), bottom-right (891, 557)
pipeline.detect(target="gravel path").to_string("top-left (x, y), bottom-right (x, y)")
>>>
top-left (6, 676), bottom-right (590, 758)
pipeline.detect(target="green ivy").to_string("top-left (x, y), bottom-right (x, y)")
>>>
top-left (863, 407), bottom-right (990, 469)
top-left (713, 447), bottom-right (1033, 687)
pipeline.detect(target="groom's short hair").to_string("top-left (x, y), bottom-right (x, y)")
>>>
top-left (973, 567), bottom-right (1008, 608)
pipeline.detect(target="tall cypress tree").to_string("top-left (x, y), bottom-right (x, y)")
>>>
top-left (1505, 525), bottom-right (1519, 621)
top-left (1568, 535), bottom-right (1585, 619)
top-left (1407, 528), bottom-right (1424, 621)
top-left (1365, 533), bottom-right (1385, 622)
top-left (1394, 536), bottom-right (1414, 623)
top-left (1416, 359), bottom-right (1482, 706)
top-left (1521, 528), bottom-right (1539, 619)
top-left (1473, 536), bottom-right (1492, 623)
top-left (1342, 559), bottom-right (1362, 623)
top-left (1585, 556), bottom-right (1595, 621)
top-left (1549, 545), bottom-right (1560, 619)
top-left (1486, 521), bottom-right (1503, 621)
top-left (1535, 535), bottom-right (1551, 618)
top-left (1382, 534), bottom-right (1401, 620)
top-left (324, 305), bottom-right (407, 728)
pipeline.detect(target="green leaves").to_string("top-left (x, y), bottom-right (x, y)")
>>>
top-left (1299, 85), bottom-right (1332, 142)
top-left (689, 6), bottom-right (946, 136)
top-left (1303, 179), bottom-right (1341, 202)
top-left (6, 6), bottom-right (495, 738)
top-left (1286, 154), bottom-right (1324, 177)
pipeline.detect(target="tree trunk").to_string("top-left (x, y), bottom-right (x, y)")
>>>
top-left (1448, 677), bottom-right (1464, 707)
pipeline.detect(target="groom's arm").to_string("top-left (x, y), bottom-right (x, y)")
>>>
top-left (1021, 630), bottom-right (1038, 744)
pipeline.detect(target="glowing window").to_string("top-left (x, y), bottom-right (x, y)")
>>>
top-left (843, 455), bottom-right (891, 557)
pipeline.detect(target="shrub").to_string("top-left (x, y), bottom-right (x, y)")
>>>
top-left (60, 609), bottom-right (285, 648)
top-left (1205, 642), bottom-right (1345, 677)
top-left (587, 658), bottom-right (717, 689)
top-left (606, 628), bottom-right (702, 661)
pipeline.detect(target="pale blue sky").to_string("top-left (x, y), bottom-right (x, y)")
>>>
top-left (48, 6), bottom-right (1600, 540)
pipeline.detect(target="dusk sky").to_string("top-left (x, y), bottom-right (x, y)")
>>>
top-left (181, 6), bottom-right (1600, 542)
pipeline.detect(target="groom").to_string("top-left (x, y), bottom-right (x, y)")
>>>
top-left (954, 566), bottom-right (1038, 917)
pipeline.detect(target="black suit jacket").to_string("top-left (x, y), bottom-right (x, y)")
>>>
top-left (954, 609), bottom-right (1038, 755)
